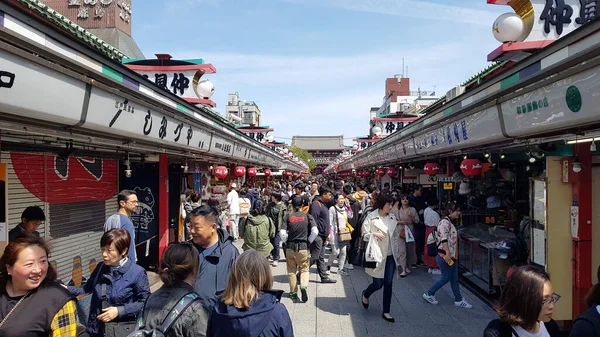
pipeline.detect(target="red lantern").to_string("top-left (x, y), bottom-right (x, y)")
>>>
top-left (214, 166), bottom-right (228, 179)
top-left (424, 163), bottom-right (441, 176)
top-left (376, 168), bottom-right (386, 177)
top-left (264, 169), bottom-right (272, 177)
top-left (293, 172), bottom-right (299, 178)
top-left (387, 167), bottom-right (397, 178)
top-left (460, 159), bottom-right (483, 176)
top-left (285, 171), bottom-right (293, 177)
top-left (234, 166), bottom-right (246, 177)
top-left (247, 167), bottom-right (257, 177)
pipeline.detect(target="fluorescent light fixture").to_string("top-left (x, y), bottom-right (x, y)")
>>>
top-left (566, 138), bottom-right (596, 144)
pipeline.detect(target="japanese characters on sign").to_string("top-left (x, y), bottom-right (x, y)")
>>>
top-left (0, 71), bottom-right (15, 89)
top-left (139, 71), bottom-right (199, 100)
top-left (210, 136), bottom-right (234, 156)
top-left (528, 0), bottom-right (599, 39)
top-left (84, 87), bottom-right (212, 152)
top-left (69, 0), bottom-right (113, 20)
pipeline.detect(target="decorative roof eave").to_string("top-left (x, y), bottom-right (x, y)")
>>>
top-left (11, 0), bottom-right (125, 61)
top-left (372, 117), bottom-right (419, 122)
top-left (235, 126), bottom-right (274, 132)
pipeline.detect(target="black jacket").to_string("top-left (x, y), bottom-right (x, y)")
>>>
top-left (483, 319), bottom-right (564, 337)
top-left (192, 229), bottom-right (240, 311)
top-left (571, 306), bottom-right (600, 337)
top-left (140, 281), bottom-right (210, 337)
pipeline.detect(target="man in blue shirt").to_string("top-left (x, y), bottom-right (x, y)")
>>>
top-left (104, 189), bottom-right (138, 262)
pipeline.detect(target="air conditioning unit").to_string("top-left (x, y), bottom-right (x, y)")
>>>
top-left (243, 111), bottom-right (258, 125)
top-left (446, 85), bottom-right (465, 101)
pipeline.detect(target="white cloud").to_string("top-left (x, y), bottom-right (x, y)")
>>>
top-left (277, 0), bottom-right (501, 26)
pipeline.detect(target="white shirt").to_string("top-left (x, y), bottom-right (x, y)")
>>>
top-left (424, 207), bottom-right (440, 227)
top-left (227, 190), bottom-right (240, 215)
top-left (597, 305), bottom-right (600, 315)
top-left (512, 322), bottom-right (549, 337)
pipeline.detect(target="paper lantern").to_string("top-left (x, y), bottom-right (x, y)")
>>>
top-left (460, 159), bottom-right (483, 177)
top-left (264, 169), bottom-right (272, 177)
top-left (424, 163), bottom-right (441, 176)
top-left (293, 172), bottom-right (299, 178)
top-left (214, 166), bottom-right (228, 179)
top-left (376, 168), bottom-right (386, 177)
top-left (492, 13), bottom-right (524, 43)
top-left (247, 167), bottom-right (257, 177)
top-left (387, 167), bottom-right (397, 178)
top-left (234, 166), bottom-right (246, 177)
top-left (285, 171), bottom-right (293, 177)
top-left (193, 79), bottom-right (215, 99)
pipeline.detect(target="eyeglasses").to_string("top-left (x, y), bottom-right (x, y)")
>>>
top-left (542, 293), bottom-right (561, 306)
top-left (127, 200), bottom-right (139, 205)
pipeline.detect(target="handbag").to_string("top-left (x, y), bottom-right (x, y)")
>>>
top-left (100, 281), bottom-right (136, 337)
top-left (336, 211), bottom-right (352, 242)
top-left (77, 264), bottom-right (104, 325)
top-left (426, 227), bottom-right (440, 257)
top-left (365, 234), bottom-right (383, 263)
top-left (405, 226), bottom-right (415, 243)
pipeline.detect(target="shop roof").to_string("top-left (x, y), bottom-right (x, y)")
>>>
top-left (292, 135), bottom-right (345, 151)
top-left (9, 0), bottom-right (125, 61)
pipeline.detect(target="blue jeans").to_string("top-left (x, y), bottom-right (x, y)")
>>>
top-left (427, 255), bottom-right (463, 302)
top-left (271, 233), bottom-right (281, 261)
top-left (364, 255), bottom-right (396, 313)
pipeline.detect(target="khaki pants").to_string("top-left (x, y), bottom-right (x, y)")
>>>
top-left (286, 249), bottom-right (310, 293)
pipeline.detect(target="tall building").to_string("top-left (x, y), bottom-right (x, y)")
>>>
top-left (40, 0), bottom-right (144, 59)
top-left (226, 93), bottom-right (262, 127)
top-left (292, 136), bottom-right (345, 176)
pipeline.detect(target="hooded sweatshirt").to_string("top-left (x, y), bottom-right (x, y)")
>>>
top-left (210, 290), bottom-right (294, 337)
top-left (239, 215), bottom-right (275, 257)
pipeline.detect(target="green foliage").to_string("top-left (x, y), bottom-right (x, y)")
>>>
top-left (290, 145), bottom-right (317, 172)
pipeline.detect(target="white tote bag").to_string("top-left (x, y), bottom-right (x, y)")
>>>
top-left (365, 234), bottom-right (383, 263)
top-left (405, 226), bottom-right (415, 243)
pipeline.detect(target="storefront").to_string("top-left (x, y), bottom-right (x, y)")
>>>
top-left (0, 2), bottom-right (302, 280)
top-left (340, 19), bottom-right (600, 321)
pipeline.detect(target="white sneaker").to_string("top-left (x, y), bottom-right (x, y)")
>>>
top-left (405, 268), bottom-right (412, 274)
top-left (455, 300), bottom-right (473, 309)
top-left (428, 268), bottom-right (432, 273)
top-left (431, 269), bottom-right (442, 275)
top-left (325, 270), bottom-right (331, 275)
top-left (423, 293), bottom-right (439, 305)
top-left (346, 264), bottom-right (354, 270)
top-left (271, 261), bottom-right (278, 267)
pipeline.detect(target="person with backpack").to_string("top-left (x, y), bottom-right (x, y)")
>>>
top-left (239, 200), bottom-right (275, 258)
top-left (136, 242), bottom-right (210, 337)
top-left (238, 190), bottom-right (252, 222)
top-left (280, 195), bottom-right (318, 302)
top-left (266, 191), bottom-right (286, 267)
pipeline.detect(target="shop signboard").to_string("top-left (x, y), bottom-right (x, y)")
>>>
top-left (414, 127), bottom-right (445, 155)
top-left (500, 64), bottom-right (600, 137)
top-left (0, 49), bottom-right (85, 125)
top-left (209, 135), bottom-right (234, 157)
top-left (394, 139), bottom-right (417, 160)
top-left (84, 87), bottom-right (212, 152)
top-left (442, 106), bottom-right (505, 151)
top-left (232, 143), bottom-right (250, 160)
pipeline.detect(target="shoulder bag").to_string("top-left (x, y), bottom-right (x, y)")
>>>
top-left (128, 293), bottom-right (201, 337)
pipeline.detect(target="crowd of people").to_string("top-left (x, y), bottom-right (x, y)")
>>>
top-left (0, 178), bottom-right (599, 336)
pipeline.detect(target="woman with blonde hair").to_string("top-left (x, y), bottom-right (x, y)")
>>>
top-left (210, 250), bottom-right (294, 337)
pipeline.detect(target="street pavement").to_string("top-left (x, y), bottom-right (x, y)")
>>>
top-left (259, 242), bottom-right (497, 337)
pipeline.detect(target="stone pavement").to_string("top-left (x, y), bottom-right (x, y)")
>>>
top-left (263, 243), bottom-right (497, 337)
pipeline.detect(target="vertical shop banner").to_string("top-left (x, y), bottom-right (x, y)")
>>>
top-left (0, 164), bottom-right (7, 250)
top-left (122, 163), bottom-right (159, 270)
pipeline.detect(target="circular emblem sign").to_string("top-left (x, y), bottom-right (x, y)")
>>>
top-left (566, 86), bottom-right (582, 112)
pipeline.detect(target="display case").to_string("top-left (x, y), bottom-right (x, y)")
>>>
top-left (458, 224), bottom-right (515, 294)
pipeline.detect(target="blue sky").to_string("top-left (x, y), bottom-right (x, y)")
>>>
top-left (133, 0), bottom-right (508, 145)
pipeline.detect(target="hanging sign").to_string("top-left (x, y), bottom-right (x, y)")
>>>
top-left (209, 135), bottom-right (234, 157)
top-left (571, 205), bottom-right (579, 238)
top-left (233, 143), bottom-right (250, 160)
top-left (442, 106), bottom-right (505, 153)
top-left (84, 87), bottom-right (212, 152)
top-left (501, 64), bottom-right (600, 137)
top-left (0, 49), bottom-right (86, 126)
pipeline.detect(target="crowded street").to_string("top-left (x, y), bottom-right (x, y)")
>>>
top-left (3, 0), bottom-right (600, 336)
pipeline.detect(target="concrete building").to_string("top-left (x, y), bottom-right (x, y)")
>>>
top-left (226, 92), bottom-right (262, 127)
top-left (40, 0), bottom-right (144, 59)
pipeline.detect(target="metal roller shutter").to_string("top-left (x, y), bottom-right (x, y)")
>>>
top-left (0, 152), bottom-right (118, 283)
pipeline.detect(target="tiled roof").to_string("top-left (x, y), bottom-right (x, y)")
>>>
top-left (292, 136), bottom-right (345, 151)
top-left (11, 0), bottom-right (125, 61)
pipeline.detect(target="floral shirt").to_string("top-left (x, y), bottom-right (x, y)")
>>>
top-left (436, 217), bottom-right (458, 259)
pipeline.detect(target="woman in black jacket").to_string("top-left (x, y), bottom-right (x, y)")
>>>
top-left (570, 265), bottom-right (600, 336)
top-left (137, 242), bottom-right (210, 337)
top-left (484, 265), bottom-right (563, 337)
